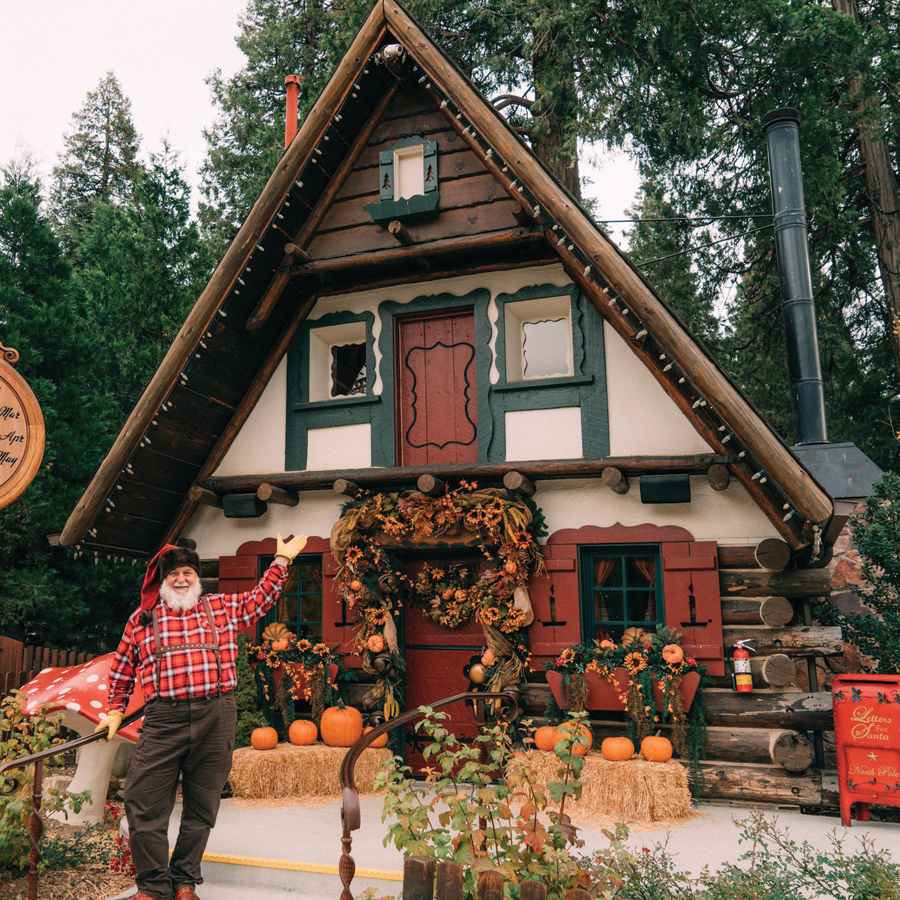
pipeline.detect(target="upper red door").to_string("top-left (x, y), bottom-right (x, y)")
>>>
top-left (395, 309), bottom-right (478, 466)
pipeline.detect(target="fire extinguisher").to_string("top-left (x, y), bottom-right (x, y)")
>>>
top-left (731, 639), bottom-right (756, 693)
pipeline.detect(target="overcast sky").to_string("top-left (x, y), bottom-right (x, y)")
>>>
top-left (0, 0), bottom-right (638, 231)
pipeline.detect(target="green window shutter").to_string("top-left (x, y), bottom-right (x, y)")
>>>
top-left (423, 140), bottom-right (438, 194)
top-left (378, 149), bottom-right (393, 201)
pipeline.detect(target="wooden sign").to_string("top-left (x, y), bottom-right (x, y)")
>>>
top-left (0, 343), bottom-right (45, 510)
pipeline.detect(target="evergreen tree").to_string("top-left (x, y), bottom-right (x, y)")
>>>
top-left (0, 159), bottom-right (137, 650)
top-left (50, 71), bottom-right (143, 246)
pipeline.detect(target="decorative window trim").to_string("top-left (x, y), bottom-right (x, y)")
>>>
top-left (286, 310), bottom-right (378, 470)
top-left (365, 135), bottom-right (440, 224)
top-left (488, 283), bottom-right (609, 460)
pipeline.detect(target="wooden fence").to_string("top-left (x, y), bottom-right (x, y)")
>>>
top-left (400, 857), bottom-right (592, 900)
top-left (0, 635), bottom-right (96, 697)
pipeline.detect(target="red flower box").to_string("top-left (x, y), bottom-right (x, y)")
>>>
top-left (546, 667), bottom-right (701, 713)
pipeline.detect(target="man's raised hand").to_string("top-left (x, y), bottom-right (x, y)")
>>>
top-left (275, 533), bottom-right (308, 563)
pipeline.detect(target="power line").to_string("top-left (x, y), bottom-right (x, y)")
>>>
top-left (635, 223), bottom-right (775, 268)
top-left (596, 214), bottom-right (773, 225)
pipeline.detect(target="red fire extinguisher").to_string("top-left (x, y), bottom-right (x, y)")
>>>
top-left (731, 639), bottom-right (755, 693)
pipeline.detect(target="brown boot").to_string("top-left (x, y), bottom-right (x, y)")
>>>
top-left (174, 888), bottom-right (200, 900)
top-left (132, 894), bottom-right (170, 900)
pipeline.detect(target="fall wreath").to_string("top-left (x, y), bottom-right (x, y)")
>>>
top-left (331, 481), bottom-right (547, 719)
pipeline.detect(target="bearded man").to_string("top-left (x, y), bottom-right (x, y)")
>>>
top-left (95, 534), bottom-right (307, 900)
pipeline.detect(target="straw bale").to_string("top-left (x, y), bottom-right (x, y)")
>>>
top-left (516, 750), bottom-right (691, 826)
top-left (229, 743), bottom-right (392, 800)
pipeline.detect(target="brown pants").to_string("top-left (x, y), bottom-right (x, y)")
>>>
top-left (124, 693), bottom-right (236, 900)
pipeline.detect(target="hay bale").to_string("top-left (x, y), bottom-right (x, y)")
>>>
top-left (516, 750), bottom-right (691, 826)
top-left (229, 743), bottom-right (392, 800)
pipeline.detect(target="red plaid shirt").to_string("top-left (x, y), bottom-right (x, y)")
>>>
top-left (108, 562), bottom-right (287, 712)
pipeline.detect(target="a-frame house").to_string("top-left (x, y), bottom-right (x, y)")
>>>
top-left (62, 0), bottom-right (847, 806)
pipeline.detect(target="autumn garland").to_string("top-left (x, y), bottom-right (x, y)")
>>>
top-left (332, 482), bottom-right (547, 718)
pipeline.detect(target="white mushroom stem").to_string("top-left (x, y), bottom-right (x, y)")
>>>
top-left (48, 709), bottom-right (122, 825)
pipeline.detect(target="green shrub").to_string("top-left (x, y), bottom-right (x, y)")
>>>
top-left (234, 632), bottom-right (267, 749)
top-left (817, 472), bottom-right (900, 673)
top-left (0, 692), bottom-right (90, 871)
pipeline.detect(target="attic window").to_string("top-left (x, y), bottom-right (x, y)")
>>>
top-left (308, 321), bottom-right (368, 402)
top-left (366, 135), bottom-right (439, 224)
top-left (504, 295), bottom-right (573, 382)
top-left (331, 343), bottom-right (366, 397)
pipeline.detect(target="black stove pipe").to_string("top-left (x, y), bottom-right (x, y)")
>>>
top-left (763, 108), bottom-right (828, 446)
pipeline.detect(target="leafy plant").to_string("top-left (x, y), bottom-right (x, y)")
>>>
top-left (375, 709), bottom-right (632, 899)
top-left (816, 473), bottom-right (900, 673)
top-left (234, 632), bottom-right (268, 748)
top-left (620, 812), bottom-right (900, 899)
top-left (0, 692), bottom-right (91, 871)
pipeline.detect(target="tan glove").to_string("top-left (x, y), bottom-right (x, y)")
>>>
top-left (93, 711), bottom-right (124, 742)
top-left (275, 533), bottom-right (308, 564)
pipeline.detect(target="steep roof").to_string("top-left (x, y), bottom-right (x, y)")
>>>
top-left (61, 0), bottom-right (834, 558)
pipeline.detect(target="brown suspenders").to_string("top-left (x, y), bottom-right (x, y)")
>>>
top-left (150, 596), bottom-right (222, 700)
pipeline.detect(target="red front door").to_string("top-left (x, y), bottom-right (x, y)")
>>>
top-left (395, 309), bottom-right (478, 466)
top-left (403, 559), bottom-right (483, 776)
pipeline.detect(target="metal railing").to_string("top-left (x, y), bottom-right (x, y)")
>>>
top-left (338, 690), bottom-right (520, 900)
top-left (0, 706), bottom-right (145, 900)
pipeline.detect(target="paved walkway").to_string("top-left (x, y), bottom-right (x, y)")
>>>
top-left (111, 795), bottom-right (900, 899)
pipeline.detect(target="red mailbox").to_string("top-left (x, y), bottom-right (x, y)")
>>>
top-left (832, 674), bottom-right (900, 826)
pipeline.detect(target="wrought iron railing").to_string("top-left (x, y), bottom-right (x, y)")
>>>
top-left (338, 690), bottom-right (520, 900)
top-left (0, 706), bottom-right (145, 900)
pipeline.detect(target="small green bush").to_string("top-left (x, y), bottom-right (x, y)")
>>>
top-left (0, 692), bottom-right (90, 872)
top-left (234, 632), bottom-right (267, 749)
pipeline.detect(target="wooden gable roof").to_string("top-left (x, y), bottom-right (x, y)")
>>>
top-left (60, 0), bottom-right (834, 559)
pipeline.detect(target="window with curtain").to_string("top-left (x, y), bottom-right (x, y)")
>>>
top-left (259, 554), bottom-right (323, 640)
top-left (580, 546), bottom-right (662, 644)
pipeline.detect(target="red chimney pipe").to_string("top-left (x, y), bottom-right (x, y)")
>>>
top-left (284, 75), bottom-right (301, 148)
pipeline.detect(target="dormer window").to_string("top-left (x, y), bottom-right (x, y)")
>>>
top-left (308, 321), bottom-right (368, 402)
top-left (504, 295), bottom-right (573, 382)
top-left (366, 136), bottom-right (439, 224)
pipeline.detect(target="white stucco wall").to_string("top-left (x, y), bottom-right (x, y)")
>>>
top-left (604, 321), bottom-right (711, 456)
top-left (307, 422), bottom-right (372, 470)
top-left (505, 407), bottom-right (583, 460)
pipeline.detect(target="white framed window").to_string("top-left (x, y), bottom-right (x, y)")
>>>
top-left (308, 321), bottom-right (367, 402)
top-left (393, 144), bottom-right (425, 200)
top-left (504, 295), bottom-right (573, 382)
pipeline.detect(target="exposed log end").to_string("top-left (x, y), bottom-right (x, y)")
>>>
top-left (387, 220), bottom-right (414, 245)
top-left (416, 474), bottom-right (445, 497)
top-left (707, 463), bottom-right (730, 492)
top-left (257, 482), bottom-right (300, 507)
top-left (771, 730), bottom-right (815, 772)
top-left (755, 537), bottom-right (792, 571)
top-left (334, 478), bottom-right (362, 498)
top-left (601, 466), bottom-right (629, 494)
top-left (503, 470), bottom-right (536, 497)
top-left (187, 486), bottom-right (223, 509)
top-left (721, 596), bottom-right (794, 627)
top-left (755, 653), bottom-right (798, 688)
top-left (284, 242), bottom-right (311, 264)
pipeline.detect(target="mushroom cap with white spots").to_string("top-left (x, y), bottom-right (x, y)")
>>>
top-left (18, 654), bottom-right (144, 742)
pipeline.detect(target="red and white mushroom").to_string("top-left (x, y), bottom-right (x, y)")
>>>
top-left (21, 654), bottom-right (145, 824)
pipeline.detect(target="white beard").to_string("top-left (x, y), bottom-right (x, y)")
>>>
top-left (160, 580), bottom-right (203, 612)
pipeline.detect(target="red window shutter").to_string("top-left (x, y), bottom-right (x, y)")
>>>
top-left (662, 541), bottom-right (724, 676)
top-left (218, 553), bottom-right (261, 640)
top-left (528, 543), bottom-right (582, 662)
top-left (320, 553), bottom-right (360, 667)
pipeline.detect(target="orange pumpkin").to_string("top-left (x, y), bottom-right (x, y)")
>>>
top-left (621, 627), bottom-right (645, 647)
top-left (250, 726), bottom-right (278, 750)
top-left (534, 725), bottom-right (559, 751)
top-left (599, 639), bottom-right (617, 650)
top-left (640, 735), bottom-right (673, 762)
top-left (363, 725), bottom-right (389, 748)
top-left (320, 699), bottom-right (364, 747)
top-left (661, 644), bottom-right (684, 665)
top-left (554, 721), bottom-right (593, 756)
top-left (504, 560), bottom-right (518, 574)
top-left (367, 633), bottom-right (385, 653)
top-left (600, 736), bottom-right (635, 761)
top-left (288, 719), bottom-right (318, 746)
top-left (349, 579), bottom-right (363, 592)
top-left (481, 649), bottom-right (496, 667)
top-left (271, 639), bottom-right (290, 651)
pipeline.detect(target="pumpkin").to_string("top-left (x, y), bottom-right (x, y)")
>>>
top-left (468, 663), bottom-right (487, 684)
top-left (288, 719), bottom-right (318, 746)
top-left (363, 725), bottom-right (388, 748)
top-left (600, 736), bottom-right (635, 761)
top-left (320, 699), bottom-right (364, 747)
top-left (640, 632), bottom-right (656, 649)
top-left (271, 639), bottom-right (290, 651)
top-left (662, 644), bottom-right (684, 665)
top-left (640, 735), bottom-right (673, 762)
top-left (367, 633), bottom-right (385, 653)
top-left (250, 726), bottom-right (278, 751)
top-left (599, 639), bottom-right (617, 650)
top-left (534, 725), bottom-right (559, 752)
top-left (621, 627), bottom-right (645, 647)
top-left (349, 579), bottom-right (363, 592)
top-left (261, 622), bottom-right (292, 643)
top-left (554, 721), bottom-right (593, 756)
top-left (504, 560), bottom-right (518, 574)
top-left (481, 649), bottom-right (496, 667)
